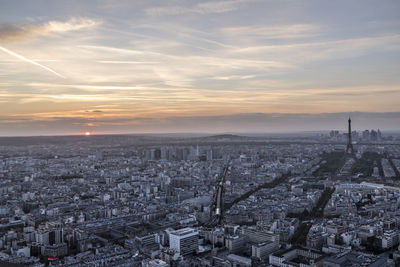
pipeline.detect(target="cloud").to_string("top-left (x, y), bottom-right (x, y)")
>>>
top-left (0, 46), bottom-right (65, 78)
top-left (146, 0), bottom-right (251, 16)
top-left (196, 0), bottom-right (249, 13)
top-left (5, 80), bottom-right (399, 117)
top-left (78, 45), bottom-right (145, 55)
top-left (39, 17), bottom-right (101, 32)
top-left (212, 75), bottom-right (256, 80)
top-left (1, 112), bottom-right (400, 136)
top-left (231, 34), bottom-right (400, 62)
top-left (0, 17), bottom-right (102, 43)
top-left (28, 83), bottom-right (144, 91)
top-left (97, 60), bottom-right (159, 64)
top-left (221, 24), bottom-right (320, 39)
top-left (76, 44), bottom-right (292, 87)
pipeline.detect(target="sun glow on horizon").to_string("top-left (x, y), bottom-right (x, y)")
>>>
top-left (84, 131), bottom-right (91, 136)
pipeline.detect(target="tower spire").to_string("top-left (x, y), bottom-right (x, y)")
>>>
top-left (346, 117), bottom-right (354, 154)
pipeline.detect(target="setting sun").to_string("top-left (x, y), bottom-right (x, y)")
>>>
top-left (85, 132), bottom-right (91, 136)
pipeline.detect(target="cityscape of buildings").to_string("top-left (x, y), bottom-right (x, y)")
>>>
top-left (0, 119), bottom-right (400, 266)
top-left (1, 0), bottom-right (399, 266)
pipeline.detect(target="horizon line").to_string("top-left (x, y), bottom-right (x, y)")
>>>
top-left (1, 129), bottom-right (400, 138)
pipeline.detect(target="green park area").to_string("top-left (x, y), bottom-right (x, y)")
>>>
top-left (313, 151), bottom-right (346, 176)
top-left (351, 152), bottom-right (383, 177)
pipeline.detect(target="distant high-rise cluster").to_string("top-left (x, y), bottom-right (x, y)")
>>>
top-left (329, 128), bottom-right (382, 142)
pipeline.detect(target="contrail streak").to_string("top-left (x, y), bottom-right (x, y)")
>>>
top-left (0, 46), bottom-right (65, 78)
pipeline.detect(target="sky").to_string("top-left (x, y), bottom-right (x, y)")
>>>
top-left (0, 0), bottom-right (399, 136)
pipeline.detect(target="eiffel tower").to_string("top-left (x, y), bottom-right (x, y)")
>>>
top-left (346, 117), bottom-right (354, 154)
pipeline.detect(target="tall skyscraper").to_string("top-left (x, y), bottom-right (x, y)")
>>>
top-left (346, 117), bottom-right (354, 154)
